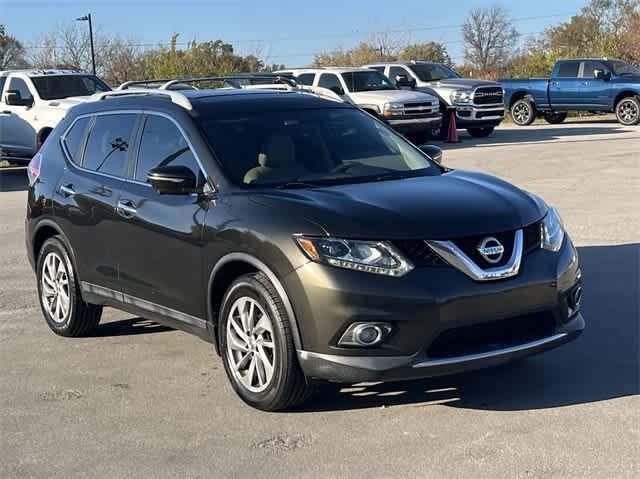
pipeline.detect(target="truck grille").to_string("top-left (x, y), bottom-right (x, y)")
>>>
top-left (403, 102), bottom-right (437, 115)
top-left (473, 87), bottom-right (503, 106)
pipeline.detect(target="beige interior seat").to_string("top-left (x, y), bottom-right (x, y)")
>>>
top-left (244, 134), bottom-right (311, 184)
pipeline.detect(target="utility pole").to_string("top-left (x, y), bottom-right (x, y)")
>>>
top-left (76, 13), bottom-right (96, 75)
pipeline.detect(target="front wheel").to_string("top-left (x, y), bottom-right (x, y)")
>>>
top-left (543, 112), bottom-right (567, 124)
top-left (510, 98), bottom-right (536, 126)
top-left (466, 127), bottom-right (495, 138)
top-left (615, 96), bottom-right (640, 125)
top-left (219, 272), bottom-right (313, 411)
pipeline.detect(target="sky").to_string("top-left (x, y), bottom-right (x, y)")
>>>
top-left (1, 0), bottom-right (590, 67)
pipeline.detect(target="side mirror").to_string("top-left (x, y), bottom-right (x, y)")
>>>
top-left (594, 69), bottom-right (610, 80)
top-left (147, 165), bottom-right (197, 195)
top-left (329, 86), bottom-right (345, 96)
top-left (419, 144), bottom-right (443, 164)
top-left (5, 90), bottom-right (34, 107)
top-left (395, 75), bottom-right (416, 88)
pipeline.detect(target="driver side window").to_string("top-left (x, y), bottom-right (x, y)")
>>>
top-left (8, 77), bottom-right (33, 101)
top-left (389, 66), bottom-right (409, 84)
top-left (318, 74), bottom-right (343, 93)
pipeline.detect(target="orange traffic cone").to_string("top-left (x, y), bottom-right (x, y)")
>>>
top-left (446, 107), bottom-right (460, 143)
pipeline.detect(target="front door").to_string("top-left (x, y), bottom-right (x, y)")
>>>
top-left (580, 60), bottom-right (611, 109)
top-left (110, 113), bottom-right (208, 322)
top-left (0, 76), bottom-right (37, 155)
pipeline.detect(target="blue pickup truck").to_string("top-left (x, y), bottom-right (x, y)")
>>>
top-left (501, 58), bottom-right (640, 126)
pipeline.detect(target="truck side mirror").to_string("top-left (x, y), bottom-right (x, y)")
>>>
top-left (5, 90), bottom-right (34, 107)
top-left (594, 69), bottom-right (610, 81)
top-left (395, 75), bottom-right (416, 88)
top-left (419, 144), bottom-right (443, 164)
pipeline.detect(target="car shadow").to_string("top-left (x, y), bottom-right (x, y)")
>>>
top-left (296, 243), bottom-right (639, 413)
top-left (89, 317), bottom-right (173, 337)
top-left (437, 124), bottom-right (635, 149)
top-left (0, 167), bottom-right (28, 192)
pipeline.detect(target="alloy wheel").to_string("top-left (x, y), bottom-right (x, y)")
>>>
top-left (226, 296), bottom-right (276, 393)
top-left (513, 102), bottom-right (532, 125)
top-left (41, 252), bottom-right (70, 323)
top-left (617, 99), bottom-right (639, 124)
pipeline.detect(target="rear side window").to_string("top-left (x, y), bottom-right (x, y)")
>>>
top-left (83, 114), bottom-right (137, 177)
top-left (135, 115), bottom-right (201, 184)
top-left (63, 117), bottom-right (90, 164)
top-left (296, 73), bottom-right (315, 85)
top-left (556, 62), bottom-right (580, 78)
top-left (318, 74), bottom-right (342, 91)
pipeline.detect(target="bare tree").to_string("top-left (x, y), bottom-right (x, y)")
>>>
top-left (462, 6), bottom-right (519, 74)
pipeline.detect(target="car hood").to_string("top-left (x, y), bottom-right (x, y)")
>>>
top-left (44, 96), bottom-right (94, 109)
top-left (349, 89), bottom-right (437, 105)
top-left (249, 170), bottom-right (546, 239)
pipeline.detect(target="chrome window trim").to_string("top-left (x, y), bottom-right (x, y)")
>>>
top-left (59, 109), bottom-right (213, 191)
top-left (426, 229), bottom-right (523, 281)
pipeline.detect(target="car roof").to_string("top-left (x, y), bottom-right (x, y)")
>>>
top-left (0, 69), bottom-right (93, 77)
top-left (364, 61), bottom-right (440, 66)
top-left (72, 88), bottom-right (351, 117)
top-left (282, 67), bottom-right (377, 74)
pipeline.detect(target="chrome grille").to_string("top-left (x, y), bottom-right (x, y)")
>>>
top-left (472, 87), bottom-right (503, 106)
top-left (403, 101), bottom-right (437, 115)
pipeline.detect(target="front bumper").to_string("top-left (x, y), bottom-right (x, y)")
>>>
top-left (284, 236), bottom-right (584, 382)
top-left (386, 114), bottom-right (443, 132)
top-left (452, 104), bottom-right (505, 127)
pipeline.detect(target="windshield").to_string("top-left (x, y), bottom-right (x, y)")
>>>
top-left (341, 71), bottom-right (396, 92)
top-left (606, 61), bottom-right (640, 76)
top-left (31, 75), bottom-right (111, 100)
top-left (408, 64), bottom-right (459, 82)
top-left (198, 108), bottom-right (439, 188)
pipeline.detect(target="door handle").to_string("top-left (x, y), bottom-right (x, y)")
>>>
top-left (1, 110), bottom-right (11, 115)
top-left (116, 199), bottom-right (137, 218)
top-left (59, 184), bottom-right (76, 198)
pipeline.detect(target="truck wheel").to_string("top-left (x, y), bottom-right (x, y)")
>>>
top-left (543, 112), bottom-right (567, 124)
top-left (510, 98), bottom-right (536, 126)
top-left (219, 272), bottom-right (313, 411)
top-left (615, 96), bottom-right (640, 125)
top-left (466, 127), bottom-right (495, 138)
top-left (36, 237), bottom-right (102, 337)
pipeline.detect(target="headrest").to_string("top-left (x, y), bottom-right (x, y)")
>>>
top-left (258, 134), bottom-right (296, 168)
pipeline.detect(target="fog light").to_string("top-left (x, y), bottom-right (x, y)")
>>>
top-left (338, 322), bottom-right (392, 347)
top-left (567, 285), bottom-right (583, 317)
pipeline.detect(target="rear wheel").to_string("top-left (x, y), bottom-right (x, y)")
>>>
top-left (543, 112), bottom-right (567, 124)
top-left (36, 237), bottom-right (102, 337)
top-left (510, 97), bottom-right (536, 126)
top-left (466, 127), bottom-right (495, 138)
top-left (615, 96), bottom-right (640, 125)
top-left (219, 272), bottom-right (312, 411)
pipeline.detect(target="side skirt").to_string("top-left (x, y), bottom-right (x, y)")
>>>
top-left (80, 281), bottom-right (215, 343)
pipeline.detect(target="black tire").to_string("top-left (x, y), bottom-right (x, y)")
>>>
top-left (543, 112), bottom-right (567, 124)
top-left (431, 104), bottom-right (450, 140)
top-left (466, 127), bottom-right (495, 138)
top-left (219, 272), bottom-right (312, 411)
top-left (510, 97), bottom-right (536, 126)
top-left (36, 236), bottom-right (102, 337)
top-left (615, 96), bottom-right (640, 126)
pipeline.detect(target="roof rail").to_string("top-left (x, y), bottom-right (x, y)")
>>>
top-left (160, 74), bottom-right (297, 90)
top-left (90, 89), bottom-right (193, 111)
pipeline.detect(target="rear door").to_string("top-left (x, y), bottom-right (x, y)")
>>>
top-left (549, 61), bottom-right (584, 109)
top-left (580, 60), bottom-right (611, 109)
top-left (109, 113), bottom-right (208, 323)
top-left (54, 112), bottom-right (141, 293)
top-left (0, 75), bottom-right (37, 155)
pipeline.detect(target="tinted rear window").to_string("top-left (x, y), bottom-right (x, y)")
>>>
top-left (63, 117), bottom-right (90, 165)
top-left (83, 114), bottom-right (137, 177)
top-left (556, 62), bottom-right (580, 78)
top-left (31, 75), bottom-right (110, 100)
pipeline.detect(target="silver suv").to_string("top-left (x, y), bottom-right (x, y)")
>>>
top-left (364, 61), bottom-right (505, 138)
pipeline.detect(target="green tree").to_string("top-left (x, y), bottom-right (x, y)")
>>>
top-left (0, 25), bottom-right (27, 69)
top-left (398, 42), bottom-right (452, 66)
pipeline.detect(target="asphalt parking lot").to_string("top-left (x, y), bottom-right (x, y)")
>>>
top-left (1, 120), bottom-right (638, 478)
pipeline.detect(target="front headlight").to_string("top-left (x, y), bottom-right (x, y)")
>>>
top-left (541, 207), bottom-right (565, 252)
top-left (450, 89), bottom-right (473, 104)
top-left (383, 102), bottom-right (404, 117)
top-left (295, 236), bottom-right (414, 277)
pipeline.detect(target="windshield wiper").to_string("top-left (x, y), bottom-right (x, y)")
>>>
top-left (273, 181), bottom-right (321, 189)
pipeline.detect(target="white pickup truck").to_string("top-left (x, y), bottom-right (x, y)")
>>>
top-left (276, 67), bottom-right (442, 140)
top-left (0, 69), bottom-right (110, 163)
